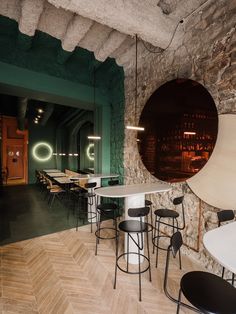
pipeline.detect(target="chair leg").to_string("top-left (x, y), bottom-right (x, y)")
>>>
top-left (114, 233), bottom-right (119, 289)
top-left (95, 214), bottom-right (101, 256)
top-left (178, 248), bottom-right (182, 270)
top-left (176, 288), bottom-right (182, 314)
top-left (232, 273), bottom-right (235, 286)
top-left (153, 217), bottom-right (157, 254)
top-left (222, 267), bottom-right (225, 278)
top-left (50, 193), bottom-right (56, 208)
top-left (155, 219), bottom-right (160, 268)
top-left (138, 235), bottom-right (142, 302)
top-left (146, 230), bottom-right (152, 282)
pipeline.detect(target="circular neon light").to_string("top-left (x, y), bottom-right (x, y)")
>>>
top-left (32, 142), bottom-right (53, 162)
top-left (86, 143), bottom-right (94, 161)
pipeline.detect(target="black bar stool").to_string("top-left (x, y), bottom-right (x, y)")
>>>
top-left (95, 203), bottom-right (119, 255)
top-left (114, 207), bottom-right (151, 301)
top-left (164, 231), bottom-right (236, 313)
top-left (75, 182), bottom-right (97, 232)
top-left (153, 196), bottom-right (185, 267)
top-left (217, 209), bottom-right (235, 285)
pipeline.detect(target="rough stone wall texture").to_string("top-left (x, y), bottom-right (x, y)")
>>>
top-left (123, 0), bottom-right (236, 273)
top-left (110, 68), bottom-right (125, 181)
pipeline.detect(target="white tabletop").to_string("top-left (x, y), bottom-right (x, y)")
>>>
top-left (43, 169), bottom-right (61, 173)
top-left (67, 173), bottom-right (118, 180)
top-left (48, 172), bottom-right (67, 177)
top-left (95, 182), bottom-right (171, 198)
top-left (203, 221), bottom-right (236, 274)
top-left (53, 177), bottom-right (76, 184)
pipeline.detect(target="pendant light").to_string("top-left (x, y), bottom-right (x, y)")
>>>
top-left (87, 65), bottom-right (101, 140)
top-left (126, 34), bottom-right (144, 131)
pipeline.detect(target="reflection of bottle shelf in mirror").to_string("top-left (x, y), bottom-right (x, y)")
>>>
top-left (157, 111), bottom-right (217, 181)
top-left (139, 134), bottom-right (157, 173)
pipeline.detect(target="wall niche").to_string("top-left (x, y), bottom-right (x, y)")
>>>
top-left (138, 79), bottom-right (218, 183)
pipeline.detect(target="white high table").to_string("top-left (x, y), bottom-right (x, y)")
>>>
top-left (203, 221), bottom-right (236, 274)
top-left (95, 182), bottom-right (171, 264)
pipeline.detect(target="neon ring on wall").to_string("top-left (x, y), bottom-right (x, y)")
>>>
top-left (32, 142), bottom-right (53, 162)
top-left (86, 143), bottom-right (94, 161)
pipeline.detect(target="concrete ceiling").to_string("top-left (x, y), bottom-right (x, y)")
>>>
top-left (0, 0), bottom-right (206, 68)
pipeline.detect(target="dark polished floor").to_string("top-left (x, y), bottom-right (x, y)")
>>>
top-left (0, 184), bottom-right (85, 245)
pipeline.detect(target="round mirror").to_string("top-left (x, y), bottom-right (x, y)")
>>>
top-left (138, 79), bottom-right (218, 183)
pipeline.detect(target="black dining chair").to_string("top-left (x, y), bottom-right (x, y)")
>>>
top-left (164, 231), bottom-right (236, 313)
top-left (217, 209), bottom-right (235, 285)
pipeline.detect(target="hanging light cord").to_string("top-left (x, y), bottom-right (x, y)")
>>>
top-left (142, 0), bottom-right (211, 53)
top-left (135, 34), bottom-right (138, 124)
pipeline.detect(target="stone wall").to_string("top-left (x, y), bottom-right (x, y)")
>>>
top-left (123, 0), bottom-right (236, 272)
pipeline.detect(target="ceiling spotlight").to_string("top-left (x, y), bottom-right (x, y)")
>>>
top-left (69, 153), bottom-right (73, 156)
top-left (73, 153), bottom-right (79, 156)
top-left (34, 120), bottom-right (38, 124)
top-left (38, 108), bottom-right (44, 113)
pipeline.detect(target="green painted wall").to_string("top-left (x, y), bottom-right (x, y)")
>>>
top-left (0, 14), bottom-right (125, 183)
top-left (28, 120), bottom-right (57, 182)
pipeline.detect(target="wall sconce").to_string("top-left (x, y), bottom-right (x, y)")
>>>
top-left (32, 142), bottom-right (53, 162)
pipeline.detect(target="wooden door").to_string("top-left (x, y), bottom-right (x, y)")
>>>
top-left (1, 116), bottom-right (28, 184)
top-left (7, 144), bottom-right (24, 179)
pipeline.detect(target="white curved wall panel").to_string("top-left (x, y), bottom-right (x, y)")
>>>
top-left (187, 114), bottom-right (236, 209)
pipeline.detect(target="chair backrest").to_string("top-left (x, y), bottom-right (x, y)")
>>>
top-left (128, 206), bottom-right (150, 217)
top-left (173, 196), bottom-right (185, 231)
top-left (85, 182), bottom-right (97, 189)
top-left (97, 203), bottom-right (118, 211)
top-left (217, 210), bottom-right (235, 226)
top-left (170, 231), bottom-right (183, 257)
top-left (164, 232), bottom-right (183, 298)
top-left (173, 196), bottom-right (184, 206)
top-left (108, 179), bottom-right (119, 186)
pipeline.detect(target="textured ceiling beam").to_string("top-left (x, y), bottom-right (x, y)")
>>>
top-left (79, 22), bottom-right (112, 53)
top-left (61, 15), bottom-right (93, 52)
top-left (95, 31), bottom-right (127, 62)
top-left (47, 0), bottom-right (175, 48)
top-left (17, 0), bottom-right (44, 50)
top-left (19, 0), bottom-right (44, 36)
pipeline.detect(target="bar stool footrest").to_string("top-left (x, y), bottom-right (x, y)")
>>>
top-left (95, 227), bottom-right (119, 240)
top-left (116, 252), bottom-right (150, 275)
top-left (152, 235), bottom-right (171, 251)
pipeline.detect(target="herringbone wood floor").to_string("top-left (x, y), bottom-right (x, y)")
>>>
top-left (0, 221), bottom-right (203, 313)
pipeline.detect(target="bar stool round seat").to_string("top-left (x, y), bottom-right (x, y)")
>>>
top-left (119, 220), bottom-right (147, 233)
top-left (154, 208), bottom-right (179, 218)
top-left (95, 203), bottom-right (119, 255)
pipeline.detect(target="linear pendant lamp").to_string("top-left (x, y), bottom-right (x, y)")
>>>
top-left (87, 65), bottom-right (101, 140)
top-left (126, 34), bottom-right (144, 131)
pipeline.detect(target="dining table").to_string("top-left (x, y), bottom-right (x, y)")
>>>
top-left (95, 182), bottom-right (171, 264)
top-left (203, 221), bottom-right (236, 274)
